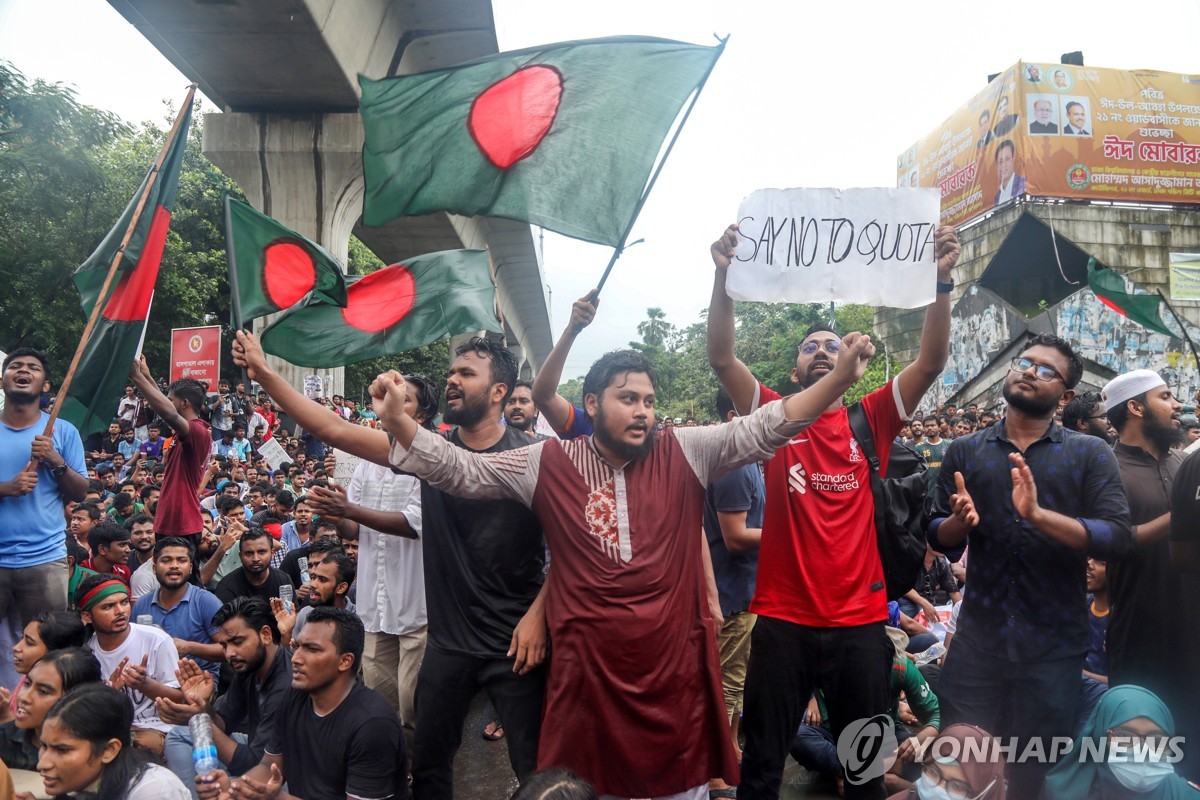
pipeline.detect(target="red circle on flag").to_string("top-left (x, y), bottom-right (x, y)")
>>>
top-left (263, 239), bottom-right (317, 309)
top-left (468, 65), bottom-right (563, 169)
top-left (341, 266), bottom-right (416, 333)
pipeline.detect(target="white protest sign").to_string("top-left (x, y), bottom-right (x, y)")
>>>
top-left (332, 448), bottom-right (361, 487)
top-left (727, 187), bottom-right (941, 308)
top-left (257, 436), bottom-right (290, 471)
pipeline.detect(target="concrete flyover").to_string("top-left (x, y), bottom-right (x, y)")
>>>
top-left (107, 0), bottom-right (553, 389)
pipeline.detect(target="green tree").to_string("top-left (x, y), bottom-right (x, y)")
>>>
top-left (636, 307), bottom-right (672, 347)
top-left (0, 62), bottom-right (241, 393)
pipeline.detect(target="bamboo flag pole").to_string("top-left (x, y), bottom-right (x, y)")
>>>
top-left (42, 84), bottom-right (197, 439)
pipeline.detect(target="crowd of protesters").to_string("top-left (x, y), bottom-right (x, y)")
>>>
top-left (0, 221), bottom-right (1197, 800)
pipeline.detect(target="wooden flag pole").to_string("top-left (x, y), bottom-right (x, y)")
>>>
top-left (42, 84), bottom-right (197, 438)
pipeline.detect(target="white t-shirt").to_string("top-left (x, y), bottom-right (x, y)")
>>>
top-left (87, 624), bottom-right (181, 733)
top-left (130, 559), bottom-right (158, 604)
top-left (127, 763), bottom-right (191, 800)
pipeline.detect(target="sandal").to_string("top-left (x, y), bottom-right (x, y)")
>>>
top-left (481, 720), bottom-right (504, 741)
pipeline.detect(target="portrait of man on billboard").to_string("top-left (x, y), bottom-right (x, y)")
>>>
top-left (1064, 99), bottom-right (1092, 135)
top-left (993, 139), bottom-right (1026, 204)
top-left (1028, 97), bottom-right (1059, 135)
top-left (992, 94), bottom-right (1020, 137)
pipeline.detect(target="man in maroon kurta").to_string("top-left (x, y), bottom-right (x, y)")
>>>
top-left (375, 337), bottom-right (875, 799)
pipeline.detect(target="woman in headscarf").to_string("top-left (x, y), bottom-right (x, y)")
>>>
top-left (1042, 685), bottom-right (1197, 799)
top-left (888, 723), bottom-right (1006, 800)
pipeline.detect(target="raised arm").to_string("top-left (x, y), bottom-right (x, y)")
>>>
top-left (232, 331), bottom-right (391, 466)
top-left (680, 333), bottom-right (876, 485)
top-left (129, 356), bottom-right (191, 438)
top-left (893, 226), bottom-right (960, 414)
top-left (375, 372), bottom-right (539, 506)
top-left (707, 225), bottom-right (760, 415)
top-left (532, 290), bottom-right (597, 433)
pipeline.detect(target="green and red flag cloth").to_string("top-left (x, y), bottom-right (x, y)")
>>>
top-left (58, 101), bottom-right (193, 439)
top-left (1087, 258), bottom-right (1177, 337)
top-left (225, 197), bottom-right (349, 323)
top-left (358, 36), bottom-right (724, 247)
top-left (259, 249), bottom-right (500, 368)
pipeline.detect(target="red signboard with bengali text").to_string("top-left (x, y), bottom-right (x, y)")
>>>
top-left (170, 325), bottom-right (221, 388)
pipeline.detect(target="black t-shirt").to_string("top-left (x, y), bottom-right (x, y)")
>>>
top-left (423, 427), bottom-right (545, 656)
top-left (265, 682), bottom-right (406, 800)
top-left (214, 567), bottom-right (293, 604)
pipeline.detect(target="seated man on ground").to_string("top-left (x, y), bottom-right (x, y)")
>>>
top-left (197, 608), bottom-right (407, 800)
top-left (159, 597), bottom-right (292, 796)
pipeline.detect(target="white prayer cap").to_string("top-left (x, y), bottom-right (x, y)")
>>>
top-left (1101, 369), bottom-right (1166, 412)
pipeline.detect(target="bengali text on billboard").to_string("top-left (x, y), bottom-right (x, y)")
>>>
top-left (899, 62), bottom-right (1200, 226)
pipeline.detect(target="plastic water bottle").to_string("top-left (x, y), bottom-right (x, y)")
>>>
top-left (279, 584), bottom-right (294, 613)
top-left (136, 614), bottom-right (155, 628)
top-left (189, 713), bottom-right (220, 775)
top-left (298, 556), bottom-right (310, 585)
top-left (913, 642), bottom-right (946, 666)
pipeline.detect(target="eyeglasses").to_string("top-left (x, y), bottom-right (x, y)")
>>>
top-left (921, 763), bottom-right (996, 800)
top-left (799, 340), bottom-right (841, 356)
top-left (1009, 357), bottom-right (1063, 383)
top-left (1086, 413), bottom-right (1109, 421)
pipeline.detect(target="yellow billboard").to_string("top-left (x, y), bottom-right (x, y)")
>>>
top-left (899, 61), bottom-right (1200, 226)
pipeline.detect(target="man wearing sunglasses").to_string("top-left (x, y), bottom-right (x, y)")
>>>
top-left (708, 223), bottom-right (961, 800)
top-left (928, 334), bottom-right (1132, 797)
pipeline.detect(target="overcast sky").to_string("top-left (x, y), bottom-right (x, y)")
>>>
top-left (2, 0), bottom-right (1198, 376)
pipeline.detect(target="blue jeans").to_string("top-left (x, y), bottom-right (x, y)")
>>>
top-left (165, 726), bottom-right (249, 800)
top-left (790, 725), bottom-right (841, 776)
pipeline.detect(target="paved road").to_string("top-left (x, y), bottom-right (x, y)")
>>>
top-left (453, 692), bottom-right (842, 798)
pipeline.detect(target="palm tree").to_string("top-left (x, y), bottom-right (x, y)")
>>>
top-left (637, 307), bottom-right (671, 347)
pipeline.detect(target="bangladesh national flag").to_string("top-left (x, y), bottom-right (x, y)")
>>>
top-left (1087, 258), bottom-right (1176, 337)
top-left (58, 98), bottom-right (193, 439)
top-left (259, 249), bottom-right (500, 368)
top-left (359, 36), bottom-right (724, 247)
top-left (226, 197), bottom-right (349, 323)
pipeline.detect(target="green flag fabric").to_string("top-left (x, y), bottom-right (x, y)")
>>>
top-left (59, 101), bottom-right (193, 439)
top-left (359, 36), bottom-right (723, 247)
top-left (1087, 258), bottom-right (1177, 337)
top-left (226, 197), bottom-right (349, 323)
top-left (259, 249), bottom-right (500, 368)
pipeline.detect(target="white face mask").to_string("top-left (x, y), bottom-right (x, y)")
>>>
top-left (916, 774), bottom-right (956, 800)
top-left (1108, 754), bottom-right (1175, 792)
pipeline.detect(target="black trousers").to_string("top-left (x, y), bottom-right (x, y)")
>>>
top-left (739, 616), bottom-right (893, 800)
top-left (938, 635), bottom-right (1080, 799)
top-left (410, 643), bottom-right (545, 800)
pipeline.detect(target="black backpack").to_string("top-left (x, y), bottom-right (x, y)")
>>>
top-left (847, 402), bottom-right (928, 600)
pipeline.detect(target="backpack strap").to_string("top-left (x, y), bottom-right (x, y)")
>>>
top-left (847, 402), bottom-right (881, 475)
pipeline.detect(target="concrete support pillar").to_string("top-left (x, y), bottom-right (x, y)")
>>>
top-left (202, 112), bottom-right (365, 396)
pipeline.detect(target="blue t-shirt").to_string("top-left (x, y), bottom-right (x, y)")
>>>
top-left (0, 412), bottom-right (86, 567)
top-left (703, 461), bottom-right (765, 616)
top-left (132, 583), bottom-right (224, 673)
top-left (555, 404), bottom-right (594, 440)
